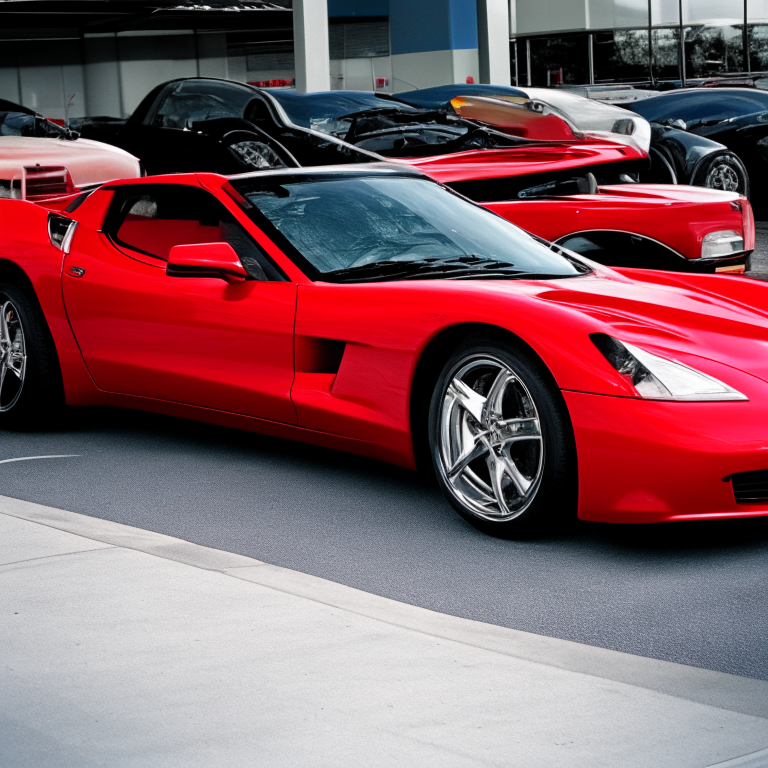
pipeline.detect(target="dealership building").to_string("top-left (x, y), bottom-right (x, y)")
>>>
top-left (0, 0), bottom-right (764, 121)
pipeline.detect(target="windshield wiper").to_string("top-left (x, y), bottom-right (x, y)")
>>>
top-left (321, 255), bottom-right (557, 283)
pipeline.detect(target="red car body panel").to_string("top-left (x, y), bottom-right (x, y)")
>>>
top-left (3, 171), bottom-right (768, 524)
top-left (485, 184), bottom-right (749, 261)
top-left (399, 141), bottom-right (645, 184)
top-left (396, 150), bottom-right (753, 264)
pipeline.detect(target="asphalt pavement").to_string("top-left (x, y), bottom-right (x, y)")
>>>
top-left (1, 231), bottom-right (767, 684)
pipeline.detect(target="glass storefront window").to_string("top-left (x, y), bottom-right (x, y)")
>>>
top-left (685, 24), bottom-right (745, 77)
top-left (593, 29), bottom-right (650, 82)
top-left (588, 0), bottom-right (648, 29)
top-left (651, 0), bottom-right (680, 26)
top-left (652, 28), bottom-right (681, 80)
top-left (750, 24), bottom-right (768, 70)
top-left (511, 40), bottom-right (526, 87)
top-left (529, 34), bottom-right (590, 86)
top-left (749, 0), bottom-right (768, 23)
top-left (682, 0), bottom-right (742, 24)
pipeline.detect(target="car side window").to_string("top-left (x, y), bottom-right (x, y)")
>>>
top-left (106, 184), bottom-right (286, 281)
top-left (152, 93), bottom-right (238, 129)
top-left (150, 80), bottom-right (254, 129)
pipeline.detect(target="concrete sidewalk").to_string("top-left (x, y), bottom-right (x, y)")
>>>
top-left (1, 494), bottom-right (767, 768)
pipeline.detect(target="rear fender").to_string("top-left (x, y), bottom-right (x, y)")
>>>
top-left (0, 199), bottom-right (102, 404)
top-left (484, 186), bottom-right (746, 261)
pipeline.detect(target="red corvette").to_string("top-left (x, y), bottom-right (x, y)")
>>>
top-left (2, 165), bottom-right (768, 536)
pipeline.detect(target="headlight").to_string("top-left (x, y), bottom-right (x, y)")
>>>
top-left (591, 334), bottom-right (747, 401)
top-left (228, 141), bottom-right (286, 170)
top-left (702, 230), bottom-right (744, 259)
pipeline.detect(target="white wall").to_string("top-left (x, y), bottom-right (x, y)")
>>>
top-left (330, 57), bottom-right (393, 91)
top-left (0, 39), bottom-right (86, 119)
top-left (84, 35), bottom-right (122, 117)
top-left (117, 32), bottom-right (198, 116)
top-left (198, 33), bottom-right (229, 79)
top-left (516, 0), bottom-right (587, 34)
top-left (0, 31), bottom-right (228, 119)
top-left (391, 49), bottom-right (479, 92)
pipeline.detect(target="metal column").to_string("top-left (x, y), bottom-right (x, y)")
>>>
top-left (477, 0), bottom-right (512, 85)
top-left (293, 0), bottom-right (330, 94)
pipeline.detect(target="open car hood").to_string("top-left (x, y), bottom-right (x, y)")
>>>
top-left (449, 92), bottom-right (651, 155)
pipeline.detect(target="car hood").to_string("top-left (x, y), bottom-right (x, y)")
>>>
top-left (0, 136), bottom-right (141, 187)
top-left (518, 267), bottom-right (768, 391)
top-left (387, 265), bottom-right (768, 398)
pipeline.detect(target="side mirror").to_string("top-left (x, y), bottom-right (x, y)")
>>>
top-left (167, 242), bottom-right (248, 281)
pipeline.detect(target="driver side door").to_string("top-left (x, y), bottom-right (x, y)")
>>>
top-left (62, 182), bottom-right (297, 424)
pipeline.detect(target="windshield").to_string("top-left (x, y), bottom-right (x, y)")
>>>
top-left (269, 90), bottom-right (417, 137)
top-left (232, 174), bottom-right (585, 281)
top-left (0, 111), bottom-right (65, 138)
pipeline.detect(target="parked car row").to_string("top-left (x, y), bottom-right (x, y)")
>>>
top-left (3, 163), bottom-right (768, 537)
top-left (61, 78), bottom-right (754, 275)
top-left (3, 77), bottom-right (768, 537)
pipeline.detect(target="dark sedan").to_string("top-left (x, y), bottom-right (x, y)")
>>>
top-left (628, 88), bottom-right (768, 211)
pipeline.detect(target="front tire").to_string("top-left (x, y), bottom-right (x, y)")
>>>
top-left (694, 152), bottom-right (750, 198)
top-left (428, 337), bottom-right (576, 538)
top-left (0, 283), bottom-right (64, 430)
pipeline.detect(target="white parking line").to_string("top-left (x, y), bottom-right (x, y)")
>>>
top-left (0, 455), bottom-right (80, 465)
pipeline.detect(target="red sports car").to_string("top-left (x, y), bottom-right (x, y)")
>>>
top-left (2, 165), bottom-right (768, 536)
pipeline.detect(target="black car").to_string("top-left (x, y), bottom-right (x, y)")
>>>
top-left (76, 78), bottom-right (656, 202)
top-left (628, 88), bottom-right (768, 211)
top-left (75, 79), bottom-right (534, 177)
top-left (396, 84), bottom-right (751, 199)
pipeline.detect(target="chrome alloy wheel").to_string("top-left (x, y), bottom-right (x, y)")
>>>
top-left (0, 300), bottom-right (27, 412)
top-left (705, 162), bottom-right (741, 192)
top-left (437, 356), bottom-right (544, 522)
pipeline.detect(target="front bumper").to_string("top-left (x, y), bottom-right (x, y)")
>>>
top-left (564, 390), bottom-right (768, 523)
top-left (688, 251), bottom-right (751, 275)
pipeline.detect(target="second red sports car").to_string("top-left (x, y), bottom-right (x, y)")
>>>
top-left (2, 165), bottom-right (768, 536)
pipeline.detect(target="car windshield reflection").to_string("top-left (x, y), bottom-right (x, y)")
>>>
top-left (232, 173), bottom-right (589, 282)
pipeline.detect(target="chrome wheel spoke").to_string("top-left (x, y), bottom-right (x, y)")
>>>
top-left (482, 368), bottom-right (515, 426)
top-left (0, 302), bottom-right (12, 347)
top-left (0, 300), bottom-right (27, 413)
top-left (439, 355), bottom-right (544, 522)
top-left (447, 435), bottom-right (490, 479)
top-left (495, 417), bottom-right (541, 445)
top-left (489, 451), bottom-right (532, 499)
top-left (447, 378), bottom-right (487, 423)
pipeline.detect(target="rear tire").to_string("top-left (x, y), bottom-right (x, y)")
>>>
top-left (0, 283), bottom-right (64, 430)
top-left (428, 336), bottom-right (577, 538)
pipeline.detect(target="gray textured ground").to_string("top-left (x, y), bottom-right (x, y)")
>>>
top-left (748, 223), bottom-right (768, 275)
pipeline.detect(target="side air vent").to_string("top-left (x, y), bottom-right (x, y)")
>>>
top-left (731, 470), bottom-right (768, 504)
top-left (47, 213), bottom-right (78, 254)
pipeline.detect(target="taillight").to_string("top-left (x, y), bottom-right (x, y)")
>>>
top-left (47, 212), bottom-right (78, 253)
top-left (24, 166), bottom-right (75, 200)
top-left (742, 198), bottom-right (755, 252)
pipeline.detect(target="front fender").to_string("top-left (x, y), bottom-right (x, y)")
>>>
top-left (650, 123), bottom-right (725, 182)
